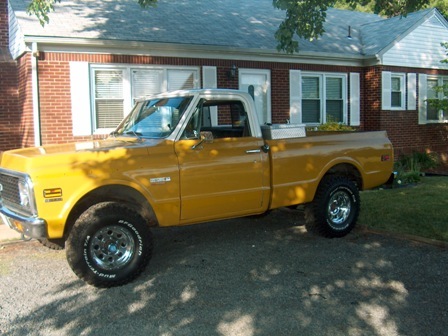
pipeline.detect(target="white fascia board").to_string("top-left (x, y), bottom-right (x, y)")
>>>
top-left (23, 36), bottom-right (370, 67)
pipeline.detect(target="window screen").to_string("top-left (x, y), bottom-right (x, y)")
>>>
top-left (94, 70), bottom-right (124, 129)
top-left (302, 77), bottom-right (321, 123)
top-left (326, 77), bottom-right (343, 122)
top-left (391, 76), bottom-right (402, 108)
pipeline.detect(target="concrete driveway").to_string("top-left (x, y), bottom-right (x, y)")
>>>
top-left (0, 208), bottom-right (447, 336)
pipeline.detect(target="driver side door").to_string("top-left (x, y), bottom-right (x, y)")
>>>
top-left (174, 98), bottom-right (267, 223)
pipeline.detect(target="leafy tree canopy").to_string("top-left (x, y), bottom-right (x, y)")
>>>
top-left (27, 0), bottom-right (438, 53)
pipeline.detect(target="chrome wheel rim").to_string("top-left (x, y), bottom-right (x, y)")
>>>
top-left (327, 191), bottom-right (351, 227)
top-left (89, 225), bottom-right (135, 270)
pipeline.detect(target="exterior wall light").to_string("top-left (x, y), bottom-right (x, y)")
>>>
top-left (228, 64), bottom-right (237, 79)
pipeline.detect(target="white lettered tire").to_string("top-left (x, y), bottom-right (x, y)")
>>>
top-left (305, 176), bottom-right (360, 238)
top-left (66, 202), bottom-right (153, 287)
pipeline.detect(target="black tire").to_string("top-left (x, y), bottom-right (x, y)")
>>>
top-left (66, 202), bottom-right (153, 288)
top-left (37, 238), bottom-right (65, 250)
top-left (305, 175), bottom-right (360, 238)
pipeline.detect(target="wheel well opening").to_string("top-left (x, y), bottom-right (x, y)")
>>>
top-left (324, 163), bottom-right (362, 190)
top-left (64, 185), bottom-right (157, 239)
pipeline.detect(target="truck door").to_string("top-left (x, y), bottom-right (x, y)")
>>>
top-left (174, 98), bottom-right (267, 222)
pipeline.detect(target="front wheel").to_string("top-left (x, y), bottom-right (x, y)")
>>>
top-left (66, 202), bottom-right (153, 288)
top-left (305, 176), bottom-right (360, 238)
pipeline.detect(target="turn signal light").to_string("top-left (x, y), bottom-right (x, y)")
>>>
top-left (381, 154), bottom-right (391, 161)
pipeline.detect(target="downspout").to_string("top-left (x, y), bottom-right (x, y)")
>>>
top-left (31, 42), bottom-right (41, 146)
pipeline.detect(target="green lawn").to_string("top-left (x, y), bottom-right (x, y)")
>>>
top-left (359, 176), bottom-right (448, 242)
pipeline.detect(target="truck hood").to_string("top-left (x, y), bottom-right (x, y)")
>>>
top-left (0, 137), bottom-right (164, 175)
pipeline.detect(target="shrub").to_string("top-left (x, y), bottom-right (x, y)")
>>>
top-left (394, 151), bottom-right (439, 185)
top-left (309, 122), bottom-right (356, 132)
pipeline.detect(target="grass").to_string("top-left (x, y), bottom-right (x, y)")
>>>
top-left (359, 176), bottom-right (448, 243)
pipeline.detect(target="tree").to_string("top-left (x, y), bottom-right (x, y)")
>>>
top-left (27, 0), bottom-right (431, 53)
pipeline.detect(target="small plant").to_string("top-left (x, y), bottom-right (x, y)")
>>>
top-left (308, 122), bottom-right (356, 132)
top-left (394, 151), bottom-right (439, 185)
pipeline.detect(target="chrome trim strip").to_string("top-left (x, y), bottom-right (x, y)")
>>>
top-left (246, 149), bottom-right (261, 154)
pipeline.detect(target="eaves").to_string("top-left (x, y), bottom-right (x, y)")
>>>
top-left (23, 36), bottom-right (377, 68)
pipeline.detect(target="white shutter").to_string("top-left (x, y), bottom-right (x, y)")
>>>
top-left (407, 73), bottom-right (417, 110)
top-left (289, 70), bottom-right (302, 124)
top-left (350, 73), bottom-right (360, 126)
top-left (70, 62), bottom-right (92, 136)
top-left (202, 66), bottom-right (217, 88)
top-left (418, 74), bottom-right (428, 124)
top-left (382, 71), bottom-right (392, 110)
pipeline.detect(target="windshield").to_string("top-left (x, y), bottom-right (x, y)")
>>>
top-left (114, 96), bottom-right (193, 138)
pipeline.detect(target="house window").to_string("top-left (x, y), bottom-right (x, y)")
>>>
top-left (94, 70), bottom-right (125, 129)
top-left (91, 66), bottom-right (199, 133)
top-left (426, 76), bottom-right (448, 122)
top-left (301, 74), bottom-right (346, 125)
top-left (391, 74), bottom-right (405, 109)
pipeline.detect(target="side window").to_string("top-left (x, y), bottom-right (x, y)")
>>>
top-left (427, 78), bottom-right (439, 121)
top-left (391, 74), bottom-right (405, 109)
top-left (182, 100), bottom-right (251, 139)
top-left (91, 66), bottom-right (199, 134)
top-left (326, 77), bottom-right (343, 123)
top-left (301, 73), bottom-right (346, 125)
top-left (426, 77), bottom-right (448, 122)
top-left (94, 70), bottom-right (125, 130)
top-left (302, 76), bottom-right (321, 123)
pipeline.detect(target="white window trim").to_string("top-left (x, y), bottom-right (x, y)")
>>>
top-left (300, 72), bottom-right (348, 126)
top-left (390, 73), bottom-right (406, 111)
top-left (89, 64), bottom-right (200, 134)
top-left (425, 75), bottom-right (448, 124)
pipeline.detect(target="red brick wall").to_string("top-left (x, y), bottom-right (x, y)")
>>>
top-left (17, 54), bottom-right (36, 148)
top-left (363, 65), bottom-right (448, 157)
top-left (2, 50), bottom-right (447, 159)
top-left (37, 59), bottom-right (73, 144)
top-left (33, 53), bottom-right (366, 146)
top-left (0, 61), bottom-right (21, 151)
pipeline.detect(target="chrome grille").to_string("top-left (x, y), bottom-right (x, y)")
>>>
top-left (0, 172), bottom-right (21, 209)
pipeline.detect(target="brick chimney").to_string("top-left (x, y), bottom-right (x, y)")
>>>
top-left (0, 0), bottom-right (13, 61)
top-left (0, 0), bottom-right (9, 48)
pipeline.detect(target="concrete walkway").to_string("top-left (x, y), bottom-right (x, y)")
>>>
top-left (0, 222), bottom-right (23, 243)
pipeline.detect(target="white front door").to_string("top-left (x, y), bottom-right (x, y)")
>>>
top-left (239, 69), bottom-right (271, 125)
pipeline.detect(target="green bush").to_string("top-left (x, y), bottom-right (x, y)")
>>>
top-left (394, 151), bottom-right (439, 185)
top-left (309, 122), bottom-right (356, 132)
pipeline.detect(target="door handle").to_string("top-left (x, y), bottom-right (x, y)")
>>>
top-left (246, 149), bottom-right (261, 154)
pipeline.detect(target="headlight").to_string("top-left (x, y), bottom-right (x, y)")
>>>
top-left (0, 169), bottom-right (37, 217)
top-left (16, 176), bottom-right (37, 216)
top-left (18, 180), bottom-right (31, 208)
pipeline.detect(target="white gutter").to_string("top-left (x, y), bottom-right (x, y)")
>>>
top-left (23, 36), bottom-right (377, 67)
top-left (31, 42), bottom-right (41, 146)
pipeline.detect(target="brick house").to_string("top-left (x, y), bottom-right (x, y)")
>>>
top-left (1, 0), bottom-right (447, 158)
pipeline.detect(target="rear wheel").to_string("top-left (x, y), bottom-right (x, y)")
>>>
top-left (305, 176), bottom-right (360, 238)
top-left (66, 202), bottom-right (153, 287)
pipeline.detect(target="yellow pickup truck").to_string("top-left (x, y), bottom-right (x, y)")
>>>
top-left (0, 89), bottom-right (394, 287)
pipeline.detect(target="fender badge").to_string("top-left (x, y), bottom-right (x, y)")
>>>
top-left (43, 188), bottom-right (63, 198)
top-left (150, 177), bottom-right (171, 184)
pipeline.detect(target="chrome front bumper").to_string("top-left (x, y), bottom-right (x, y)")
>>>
top-left (0, 206), bottom-right (47, 238)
